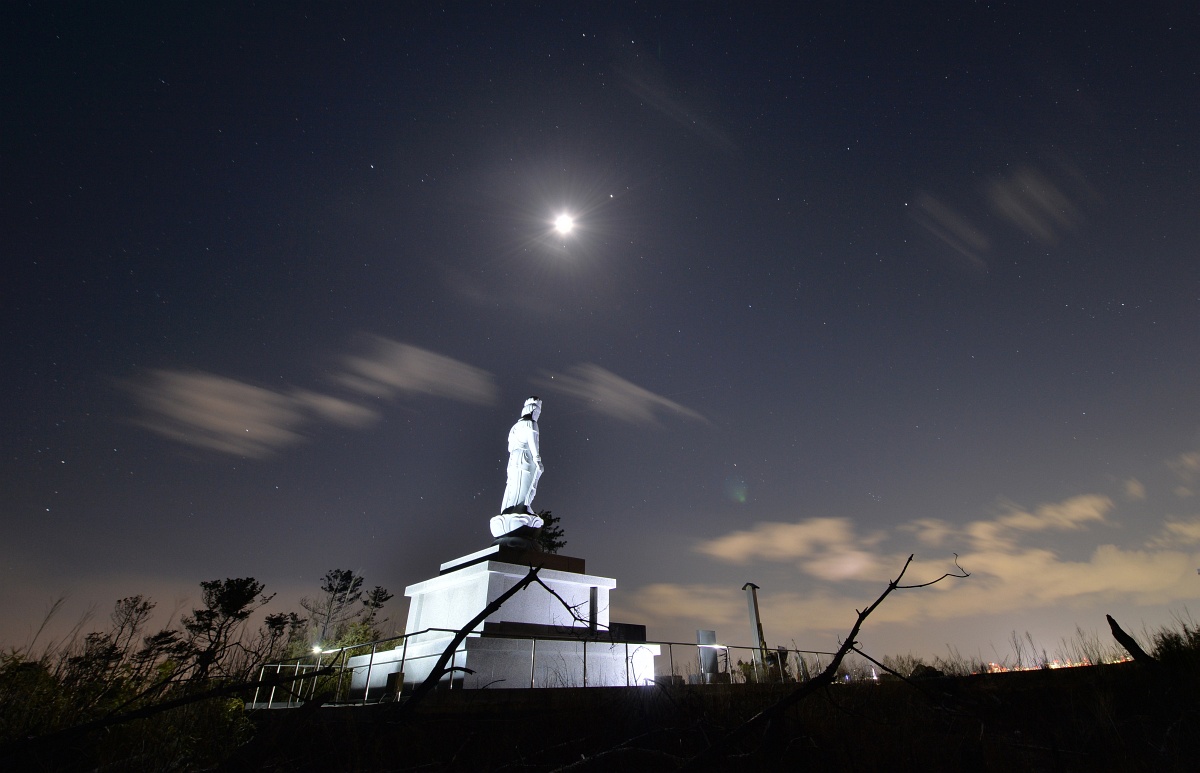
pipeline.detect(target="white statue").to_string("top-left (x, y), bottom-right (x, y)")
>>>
top-left (491, 396), bottom-right (545, 537)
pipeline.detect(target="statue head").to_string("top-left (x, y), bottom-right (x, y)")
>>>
top-left (522, 396), bottom-right (542, 421)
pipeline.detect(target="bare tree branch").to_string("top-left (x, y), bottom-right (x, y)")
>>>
top-left (680, 553), bottom-right (968, 770)
top-left (1106, 614), bottom-right (1157, 667)
top-left (392, 565), bottom-right (545, 717)
top-left (532, 574), bottom-right (599, 630)
top-left (896, 553), bottom-right (969, 589)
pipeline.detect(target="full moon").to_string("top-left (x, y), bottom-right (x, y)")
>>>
top-left (553, 214), bottom-right (574, 234)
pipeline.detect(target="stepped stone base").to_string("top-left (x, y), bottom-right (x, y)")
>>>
top-left (347, 548), bottom-right (657, 697)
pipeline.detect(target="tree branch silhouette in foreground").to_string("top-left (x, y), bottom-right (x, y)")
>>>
top-left (0, 666), bottom-right (335, 765)
top-left (394, 564), bottom-right (545, 715)
top-left (678, 553), bottom-right (969, 771)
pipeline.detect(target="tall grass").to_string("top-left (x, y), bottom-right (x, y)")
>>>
top-left (4, 605), bottom-right (1199, 770)
top-left (0, 592), bottom-right (288, 771)
top-left (1150, 609), bottom-right (1200, 665)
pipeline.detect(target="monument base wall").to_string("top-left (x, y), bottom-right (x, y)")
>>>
top-left (346, 549), bottom-right (657, 697)
top-left (348, 635), bottom-right (659, 697)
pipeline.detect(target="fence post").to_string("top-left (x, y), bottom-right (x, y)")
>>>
top-left (266, 663), bottom-right (282, 708)
top-left (252, 665), bottom-right (265, 707)
top-left (291, 661), bottom-right (302, 707)
top-left (334, 649), bottom-right (346, 700)
top-left (398, 634), bottom-right (409, 695)
top-left (312, 652), bottom-right (324, 700)
top-left (529, 637), bottom-right (538, 688)
top-left (362, 642), bottom-right (378, 704)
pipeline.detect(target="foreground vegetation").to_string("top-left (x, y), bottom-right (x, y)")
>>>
top-left (238, 658), bottom-right (1198, 772)
top-left (1, 562), bottom-right (1196, 771)
top-left (0, 570), bottom-right (390, 771)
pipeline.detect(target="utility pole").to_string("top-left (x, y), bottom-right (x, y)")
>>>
top-left (742, 582), bottom-right (768, 678)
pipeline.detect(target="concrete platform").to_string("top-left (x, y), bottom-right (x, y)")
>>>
top-left (347, 549), bottom-right (656, 697)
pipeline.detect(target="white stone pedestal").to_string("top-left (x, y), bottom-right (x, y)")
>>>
top-left (407, 549), bottom-right (613, 645)
top-left (347, 546), bottom-right (658, 697)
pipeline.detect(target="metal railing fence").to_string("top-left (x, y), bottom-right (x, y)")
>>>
top-left (249, 627), bottom-right (836, 709)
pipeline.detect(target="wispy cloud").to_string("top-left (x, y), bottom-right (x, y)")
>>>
top-left (615, 54), bottom-right (739, 157)
top-left (127, 337), bottom-right (495, 457)
top-left (126, 370), bottom-right (350, 458)
top-left (988, 165), bottom-right (1079, 243)
top-left (914, 161), bottom-right (1086, 274)
top-left (911, 192), bottom-right (990, 273)
top-left (337, 336), bottom-right (497, 405)
top-left (698, 496), bottom-right (1111, 577)
top-left (992, 494), bottom-right (1112, 534)
top-left (697, 517), bottom-right (885, 581)
top-left (1147, 518), bottom-right (1200, 548)
top-left (1124, 478), bottom-right (1146, 501)
top-left (1166, 451), bottom-right (1200, 498)
top-left (1168, 451), bottom-right (1200, 483)
top-left (538, 364), bottom-right (707, 425)
top-left (291, 389), bottom-right (379, 428)
top-left (632, 489), bottom-right (1200, 641)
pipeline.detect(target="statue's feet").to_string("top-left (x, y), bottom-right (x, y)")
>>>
top-left (490, 512), bottom-right (545, 537)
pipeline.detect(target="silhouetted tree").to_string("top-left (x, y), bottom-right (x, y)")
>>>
top-left (361, 586), bottom-right (394, 628)
top-left (181, 577), bottom-right (274, 681)
top-left (536, 509), bottom-right (567, 554)
top-left (301, 569), bottom-right (364, 644)
top-left (257, 612), bottom-right (307, 663)
top-left (0, 579), bottom-right (333, 772)
top-left (300, 569), bottom-right (393, 646)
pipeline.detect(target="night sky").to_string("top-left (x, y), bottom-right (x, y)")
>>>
top-left (4, 2), bottom-right (1198, 663)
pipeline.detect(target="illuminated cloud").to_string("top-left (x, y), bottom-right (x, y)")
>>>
top-left (633, 583), bottom-right (745, 624)
top-left (1147, 518), bottom-right (1200, 548)
top-left (1168, 451), bottom-right (1200, 483)
top-left (899, 517), bottom-right (955, 547)
top-left (960, 495), bottom-right (1112, 551)
top-left (630, 491), bottom-right (1199, 643)
top-left (338, 337), bottom-right (496, 404)
top-left (1124, 478), bottom-right (1146, 501)
top-left (989, 165), bottom-right (1078, 243)
top-left (632, 543), bottom-right (1198, 642)
top-left (1167, 452), bottom-right (1200, 497)
top-left (128, 370), bottom-right (316, 458)
top-left (993, 494), bottom-right (1112, 533)
top-left (128, 337), bottom-right (495, 457)
top-left (538, 364), bottom-right (707, 425)
top-left (615, 54), bottom-right (739, 157)
top-left (697, 517), bottom-right (885, 581)
top-left (911, 192), bottom-right (990, 273)
top-left (291, 390), bottom-right (378, 428)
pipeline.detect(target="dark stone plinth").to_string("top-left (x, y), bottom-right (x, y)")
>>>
top-left (439, 538), bottom-right (587, 575)
top-left (491, 524), bottom-right (542, 551)
top-left (483, 620), bottom-right (647, 643)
